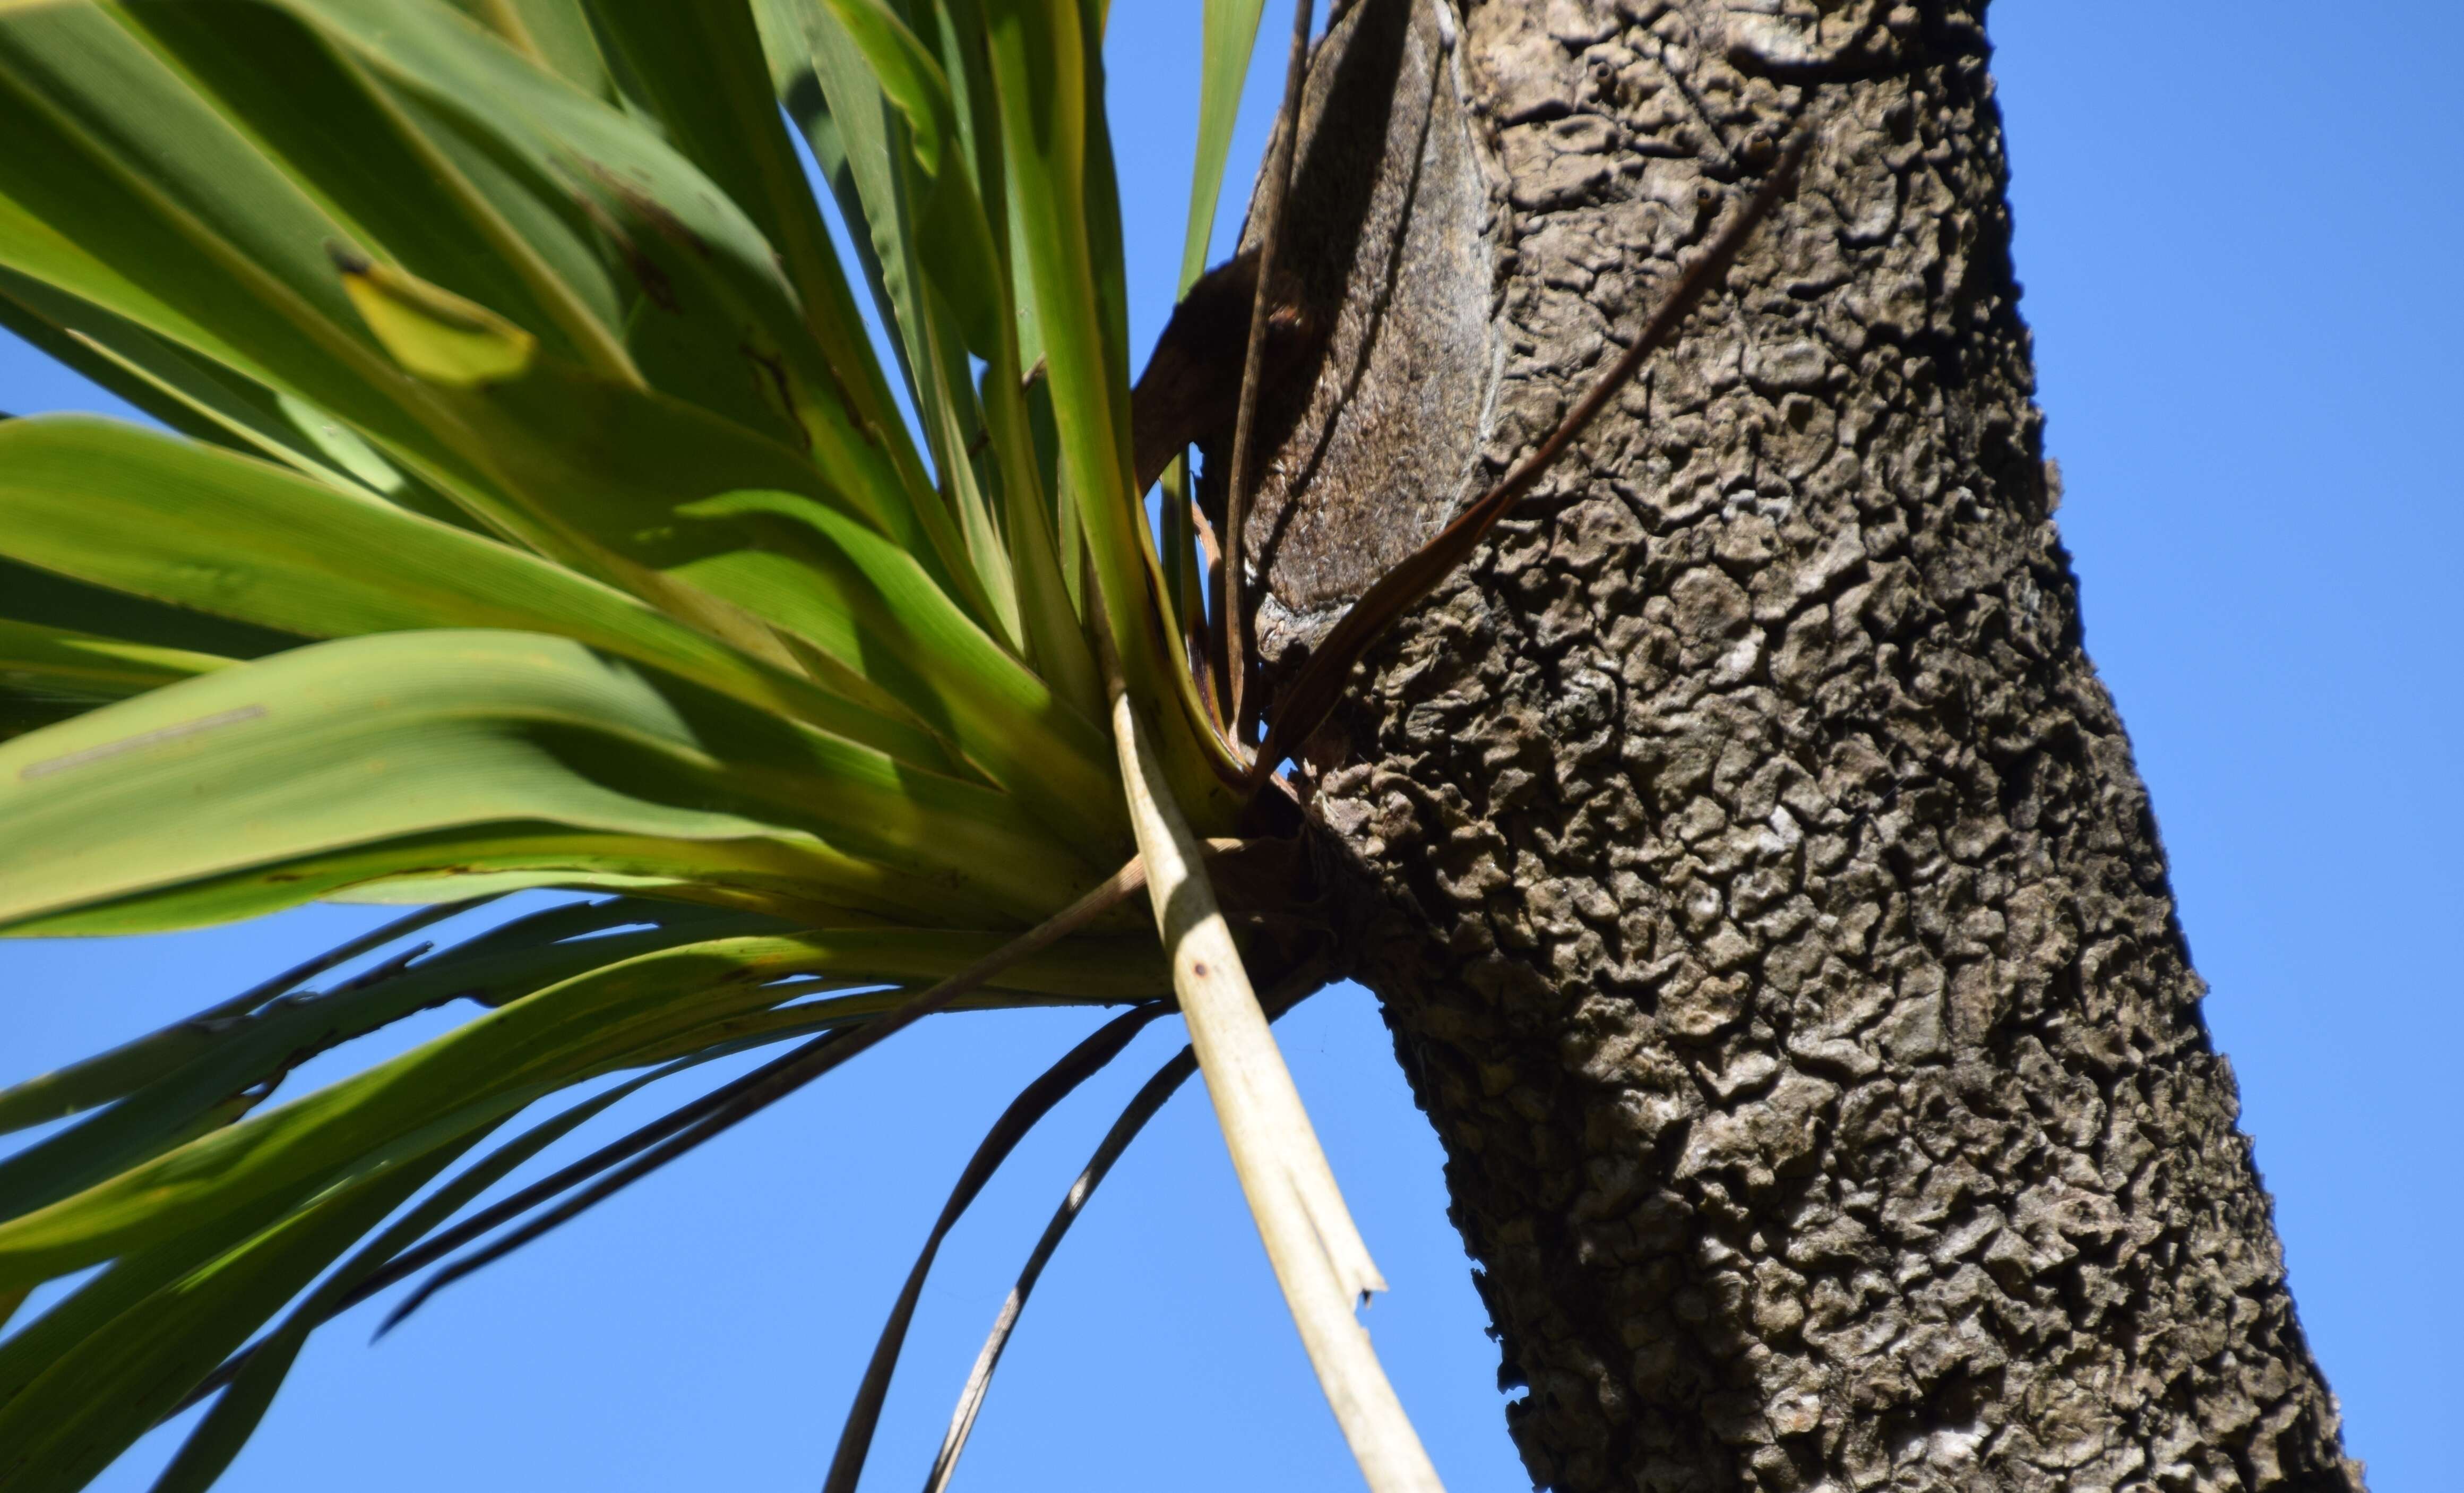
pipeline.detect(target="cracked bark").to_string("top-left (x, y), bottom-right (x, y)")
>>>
top-left (1231, 2), bottom-right (2366, 1489)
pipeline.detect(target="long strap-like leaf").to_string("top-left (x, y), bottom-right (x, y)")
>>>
top-left (819, 1001), bottom-right (1168, 1493)
top-left (1177, 0), bottom-right (1267, 291)
top-left (0, 898), bottom-right (483, 1136)
top-left (368, 851), bottom-right (1160, 1332)
top-left (920, 967), bottom-right (1321, 1493)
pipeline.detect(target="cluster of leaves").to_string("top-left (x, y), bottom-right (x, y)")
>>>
top-left (0, 0), bottom-right (1810, 1477)
top-left (0, 0), bottom-right (1294, 1486)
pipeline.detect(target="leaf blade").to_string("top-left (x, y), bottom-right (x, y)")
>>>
top-left (0, 630), bottom-right (1093, 938)
top-left (0, 415), bottom-right (962, 773)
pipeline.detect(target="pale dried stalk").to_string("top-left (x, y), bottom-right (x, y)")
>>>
top-left (1110, 693), bottom-right (1444, 1493)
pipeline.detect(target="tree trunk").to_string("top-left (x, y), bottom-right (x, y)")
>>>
top-left (1240, 2), bottom-right (2365, 1489)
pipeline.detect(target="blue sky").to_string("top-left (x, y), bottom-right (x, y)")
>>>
top-left (2, 2), bottom-right (2456, 1489)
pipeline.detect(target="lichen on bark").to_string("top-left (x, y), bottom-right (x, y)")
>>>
top-left (1243, 2), bottom-right (2367, 1489)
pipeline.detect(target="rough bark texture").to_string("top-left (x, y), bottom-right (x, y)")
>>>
top-left (1245, 2), bottom-right (2366, 1490)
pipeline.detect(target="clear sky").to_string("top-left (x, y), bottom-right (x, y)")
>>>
top-left (2, 2), bottom-right (2456, 1489)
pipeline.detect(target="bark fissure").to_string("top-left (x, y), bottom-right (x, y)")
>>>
top-left (1247, 3), bottom-right (2364, 1490)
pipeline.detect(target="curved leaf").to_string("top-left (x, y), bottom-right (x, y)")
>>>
top-left (145, 1054), bottom-right (697, 1493)
top-left (0, 923), bottom-right (1162, 1293)
top-left (0, 1138), bottom-right (473, 1493)
top-left (0, 415), bottom-right (961, 772)
top-left (0, 629), bottom-right (1103, 936)
top-left (0, 898), bottom-right (514, 1136)
top-left (0, 905), bottom-right (777, 1217)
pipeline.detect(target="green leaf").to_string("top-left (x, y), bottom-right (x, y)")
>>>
top-left (0, 555), bottom-right (301, 742)
top-left (0, 1145), bottom-right (472, 1493)
top-left (0, 899), bottom-right (523, 1137)
top-left (821, 0), bottom-right (954, 177)
top-left (0, 923), bottom-right (1162, 1294)
top-left (240, 321), bottom-right (1124, 836)
top-left (0, 415), bottom-right (961, 773)
top-left (0, 264), bottom-right (462, 520)
top-left (147, 1059), bottom-right (692, 1493)
top-left (1183, 0), bottom-right (1268, 289)
top-left (274, 0), bottom-right (985, 587)
top-left (761, 0), bottom-right (1018, 633)
top-left (0, 629), bottom-right (1101, 937)
top-left (0, 557), bottom-right (303, 668)
top-left (661, 486), bottom-right (1121, 842)
top-left (0, 6), bottom-right (489, 493)
top-left (583, 0), bottom-right (912, 443)
top-left (0, 615), bottom-right (227, 743)
top-left (0, 0), bottom-right (969, 615)
top-left (977, 0), bottom-right (1241, 814)
top-left (0, 618), bottom-right (228, 705)
top-left (0, 904), bottom-right (776, 1218)
top-left (444, 0), bottom-right (616, 99)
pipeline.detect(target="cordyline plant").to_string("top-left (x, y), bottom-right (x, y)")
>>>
top-left (0, 2), bottom-right (1798, 1488)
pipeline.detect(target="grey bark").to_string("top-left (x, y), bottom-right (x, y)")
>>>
top-left (1237, 2), bottom-right (2365, 1489)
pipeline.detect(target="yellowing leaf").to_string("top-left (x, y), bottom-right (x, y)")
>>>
top-left (331, 247), bottom-right (535, 388)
